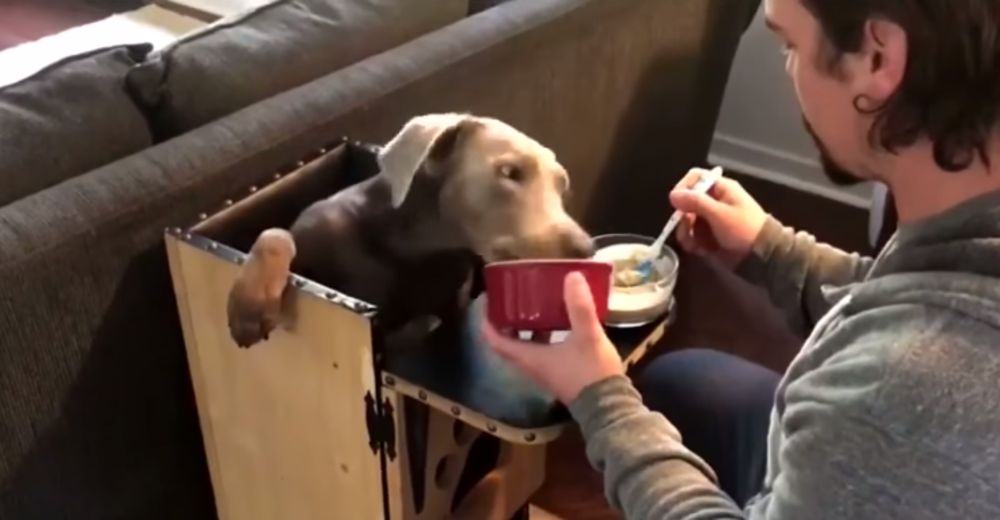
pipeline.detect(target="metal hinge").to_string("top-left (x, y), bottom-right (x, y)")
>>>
top-left (364, 391), bottom-right (397, 461)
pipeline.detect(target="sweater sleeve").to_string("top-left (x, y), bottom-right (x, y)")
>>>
top-left (567, 375), bottom-right (745, 519)
top-left (735, 216), bottom-right (874, 335)
top-left (568, 348), bottom-right (997, 520)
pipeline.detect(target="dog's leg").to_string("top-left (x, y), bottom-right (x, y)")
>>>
top-left (378, 253), bottom-right (479, 350)
top-left (383, 315), bottom-right (444, 350)
top-left (226, 228), bottom-right (296, 347)
top-left (455, 267), bottom-right (475, 310)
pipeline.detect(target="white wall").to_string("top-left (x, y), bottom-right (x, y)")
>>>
top-left (708, 7), bottom-right (874, 209)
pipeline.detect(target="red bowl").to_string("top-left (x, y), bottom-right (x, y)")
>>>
top-left (483, 259), bottom-right (613, 331)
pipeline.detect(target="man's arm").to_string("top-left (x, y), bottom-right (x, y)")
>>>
top-left (568, 373), bottom-right (990, 520)
top-left (735, 216), bottom-right (874, 335)
top-left (569, 376), bottom-right (745, 518)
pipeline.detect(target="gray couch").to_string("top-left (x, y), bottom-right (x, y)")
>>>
top-left (0, 0), bottom-right (759, 517)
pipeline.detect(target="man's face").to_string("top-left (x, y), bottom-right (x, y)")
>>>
top-left (803, 117), bottom-right (865, 186)
top-left (765, 0), bottom-right (870, 186)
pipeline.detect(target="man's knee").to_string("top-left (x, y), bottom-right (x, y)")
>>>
top-left (635, 349), bottom-right (725, 415)
top-left (635, 348), bottom-right (719, 396)
top-left (635, 349), bottom-right (778, 418)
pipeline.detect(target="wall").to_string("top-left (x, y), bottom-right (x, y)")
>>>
top-left (708, 6), bottom-right (874, 209)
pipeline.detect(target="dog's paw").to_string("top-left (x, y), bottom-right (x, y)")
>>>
top-left (225, 228), bottom-right (295, 348)
top-left (228, 314), bottom-right (270, 348)
top-left (226, 276), bottom-right (285, 348)
top-left (226, 293), bottom-right (280, 348)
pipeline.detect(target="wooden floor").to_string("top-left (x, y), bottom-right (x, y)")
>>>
top-left (530, 172), bottom-right (872, 519)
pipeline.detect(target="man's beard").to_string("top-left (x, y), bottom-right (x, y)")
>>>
top-left (802, 117), bottom-right (865, 187)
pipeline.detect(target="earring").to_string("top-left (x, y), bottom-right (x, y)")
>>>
top-left (853, 94), bottom-right (878, 114)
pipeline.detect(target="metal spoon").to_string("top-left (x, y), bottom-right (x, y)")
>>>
top-left (636, 166), bottom-right (724, 279)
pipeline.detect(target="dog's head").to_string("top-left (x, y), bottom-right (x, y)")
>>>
top-left (378, 113), bottom-right (593, 262)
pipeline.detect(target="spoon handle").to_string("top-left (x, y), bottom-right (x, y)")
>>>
top-left (649, 166), bottom-right (724, 256)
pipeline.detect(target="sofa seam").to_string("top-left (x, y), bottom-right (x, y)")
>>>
top-left (0, 43), bottom-right (153, 93)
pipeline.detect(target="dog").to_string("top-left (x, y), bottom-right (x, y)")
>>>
top-left (226, 113), bottom-right (594, 349)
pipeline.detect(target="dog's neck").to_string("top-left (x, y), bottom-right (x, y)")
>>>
top-left (364, 174), bottom-right (469, 261)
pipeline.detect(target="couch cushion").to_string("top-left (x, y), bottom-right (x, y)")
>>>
top-left (130, 0), bottom-right (468, 137)
top-left (0, 44), bottom-right (153, 208)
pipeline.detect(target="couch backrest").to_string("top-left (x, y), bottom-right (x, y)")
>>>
top-left (128, 0), bottom-right (469, 138)
top-left (0, 0), bottom-right (468, 210)
top-left (0, 44), bottom-right (154, 208)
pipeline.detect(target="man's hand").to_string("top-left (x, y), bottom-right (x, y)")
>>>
top-left (481, 272), bottom-right (624, 404)
top-left (670, 169), bottom-right (769, 268)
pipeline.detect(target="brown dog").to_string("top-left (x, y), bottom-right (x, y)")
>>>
top-left (226, 113), bottom-right (593, 348)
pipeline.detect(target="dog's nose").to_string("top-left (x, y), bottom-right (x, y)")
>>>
top-left (562, 231), bottom-right (595, 259)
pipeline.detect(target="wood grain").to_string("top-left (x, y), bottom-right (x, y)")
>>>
top-left (167, 235), bottom-right (385, 520)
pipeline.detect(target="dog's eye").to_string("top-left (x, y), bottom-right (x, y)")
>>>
top-left (498, 165), bottom-right (525, 184)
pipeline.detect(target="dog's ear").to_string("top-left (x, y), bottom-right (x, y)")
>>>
top-left (378, 113), bottom-right (472, 208)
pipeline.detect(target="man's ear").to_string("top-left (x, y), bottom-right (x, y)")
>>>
top-left (377, 112), bottom-right (472, 208)
top-left (855, 18), bottom-right (908, 107)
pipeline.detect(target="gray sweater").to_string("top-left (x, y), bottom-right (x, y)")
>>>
top-left (569, 189), bottom-right (1000, 519)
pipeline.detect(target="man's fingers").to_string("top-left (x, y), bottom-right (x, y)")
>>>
top-left (481, 320), bottom-right (560, 385)
top-left (675, 216), bottom-right (697, 253)
top-left (672, 168), bottom-right (713, 190)
top-left (530, 330), bottom-right (553, 344)
top-left (670, 189), bottom-right (728, 222)
top-left (482, 319), bottom-right (529, 360)
top-left (564, 272), bottom-right (602, 337)
top-left (672, 168), bottom-right (747, 206)
top-left (704, 177), bottom-right (738, 203)
top-left (692, 218), bottom-right (720, 251)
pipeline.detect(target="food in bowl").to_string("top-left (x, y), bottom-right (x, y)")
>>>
top-left (592, 236), bottom-right (677, 327)
top-left (602, 244), bottom-right (666, 288)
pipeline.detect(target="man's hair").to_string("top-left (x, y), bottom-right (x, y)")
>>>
top-left (801, 0), bottom-right (1000, 171)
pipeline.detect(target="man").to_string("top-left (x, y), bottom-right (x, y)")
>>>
top-left (482, 0), bottom-right (1000, 518)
